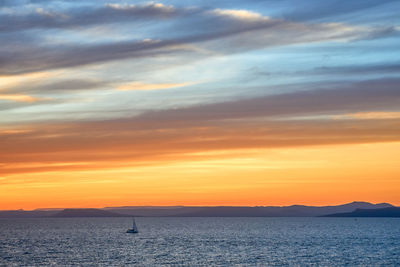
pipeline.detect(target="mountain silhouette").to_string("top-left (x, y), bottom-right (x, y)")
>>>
top-left (0, 202), bottom-right (394, 218)
top-left (106, 201), bottom-right (393, 217)
top-left (322, 207), bottom-right (400, 217)
top-left (52, 208), bottom-right (128, 217)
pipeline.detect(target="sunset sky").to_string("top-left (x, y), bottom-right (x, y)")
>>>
top-left (1, 0), bottom-right (400, 210)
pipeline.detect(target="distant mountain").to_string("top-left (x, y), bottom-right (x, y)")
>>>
top-left (34, 208), bottom-right (64, 211)
top-left (0, 202), bottom-right (394, 218)
top-left (322, 207), bottom-right (400, 217)
top-left (104, 206), bottom-right (185, 210)
top-left (52, 208), bottom-right (127, 217)
top-left (106, 207), bottom-right (203, 217)
top-left (106, 201), bottom-right (393, 217)
top-left (0, 209), bottom-right (59, 218)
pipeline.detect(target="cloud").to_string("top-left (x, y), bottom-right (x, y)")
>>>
top-left (0, 4), bottom-right (397, 75)
top-left (117, 81), bottom-right (192, 91)
top-left (105, 2), bottom-right (175, 14)
top-left (0, 2), bottom-right (182, 33)
top-left (1, 116), bottom-right (399, 176)
top-left (0, 38), bottom-right (188, 75)
top-left (334, 112), bottom-right (400, 120)
top-left (313, 63), bottom-right (400, 75)
top-left (135, 78), bottom-right (400, 123)
top-left (211, 9), bottom-right (266, 21)
top-left (0, 94), bottom-right (42, 102)
top-left (0, 0), bottom-right (56, 7)
top-left (282, 0), bottom-right (399, 21)
top-left (0, 71), bottom-right (54, 87)
top-left (1, 78), bottom-right (399, 175)
top-left (2, 78), bottom-right (107, 94)
top-left (254, 62), bottom-right (400, 79)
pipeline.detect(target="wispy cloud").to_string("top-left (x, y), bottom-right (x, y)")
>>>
top-left (334, 112), bottom-right (400, 120)
top-left (1, 0), bottom-right (400, 206)
top-left (0, 2), bottom-right (182, 33)
top-left (117, 81), bottom-right (192, 91)
top-left (135, 78), bottom-right (400, 122)
top-left (0, 4), bottom-right (397, 75)
top-left (2, 78), bottom-right (107, 94)
top-left (1, 116), bottom-right (398, 176)
top-left (211, 9), bottom-right (266, 21)
top-left (282, 0), bottom-right (399, 21)
top-left (0, 94), bottom-right (42, 103)
top-left (1, 78), bottom-right (399, 176)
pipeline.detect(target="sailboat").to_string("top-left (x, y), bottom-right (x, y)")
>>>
top-left (126, 217), bottom-right (139, 234)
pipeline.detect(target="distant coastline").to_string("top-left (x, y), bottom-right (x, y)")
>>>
top-left (322, 207), bottom-right (400, 217)
top-left (1, 201), bottom-right (399, 218)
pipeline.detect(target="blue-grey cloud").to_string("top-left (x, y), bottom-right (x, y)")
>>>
top-left (1, 9), bottom-right (396, 75)
top-left (0, 3), bottom-right (186, 33)
top-left (282, 0), bottom-right (399, 21)
top-left (313, 63), bottom-right (400, 75)
top-left (133, 78), bottom-right (400, 124)
top-left (2, 79), bottom-right (108, 94)
top-left (252, 63), bottom-right (400, 78)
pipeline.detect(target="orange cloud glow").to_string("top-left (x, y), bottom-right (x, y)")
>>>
top-left (1, 142), bottom-right (399, 210)
top-left (0, 94), bottom-right (41, 103)
top-left (1, 0), bottom-right (399, 213)
top-left (334, 111), bottom-right (400, 120)
top-left (1, 113), bottom-right (400, 209)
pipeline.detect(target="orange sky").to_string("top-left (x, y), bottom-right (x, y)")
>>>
top-left (1, 92), bottom-right (400, 209)
top-left (1, 138), bottom-right (399, 209)
top-left (1, 0), bottom-right (400, 210)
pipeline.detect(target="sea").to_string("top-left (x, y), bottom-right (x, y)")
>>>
top-left (1, 217), bottom-right (399, 266)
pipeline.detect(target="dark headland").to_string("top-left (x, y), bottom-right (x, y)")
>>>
top-left (0, 201), bottom-right (397, 218)
top-left (322, 207), bottom-right (400, 217)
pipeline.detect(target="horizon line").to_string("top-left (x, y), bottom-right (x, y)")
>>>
top-left (2, 201), bottom-right (395, 212)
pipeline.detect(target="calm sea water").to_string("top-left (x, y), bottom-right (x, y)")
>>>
top-left (1, 217), bottom-right (399, 266)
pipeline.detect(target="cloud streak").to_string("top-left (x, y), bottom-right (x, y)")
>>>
top-left (1, 116), bottom-right (399, 176)
top-left (0, 4), bottom-right (397, 75)
top-left (117, 82), bottom-right (192, 91)
top-left (1, 78), bottom-right (399, 175)
top-left (1, 0), bottom-right (400, 208)
top-left (136, 78), bottom-right (400, 123)
top-left (1, 78), bottom-right (107, 94)
top-left (282, 0), bottom-right (399, 21)
top-left (0, 2), bottom-right (182, 33)
top-left (0, 94), bottom-right (41, 102)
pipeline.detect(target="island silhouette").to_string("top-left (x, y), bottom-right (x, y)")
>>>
top-left (1, 201), bottom-right (398, 218)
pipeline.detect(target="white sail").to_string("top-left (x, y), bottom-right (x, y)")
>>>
top-left (126, 217), bottom-right (139, 233)
top-left (132, 218), bottom-right (138, 232)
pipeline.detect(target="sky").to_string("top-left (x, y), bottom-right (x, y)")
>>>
top-left (0, 0), bottom-right (400, 209)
